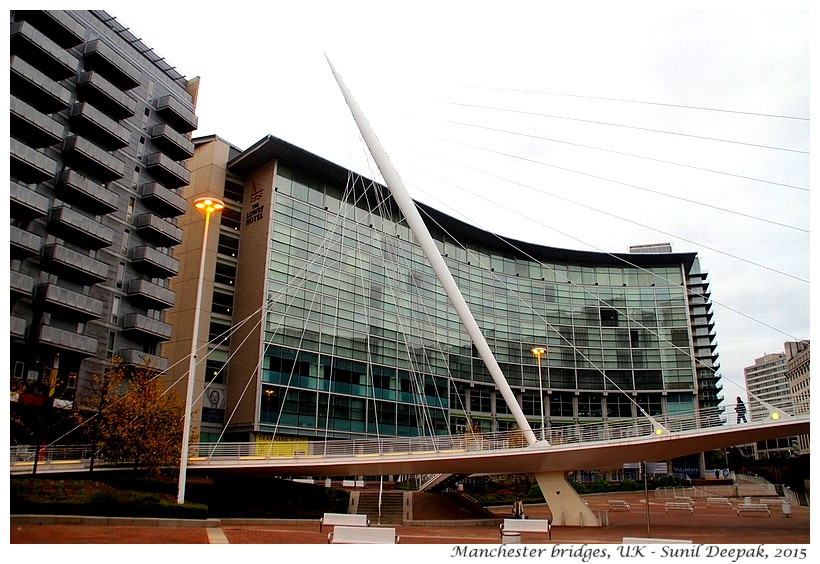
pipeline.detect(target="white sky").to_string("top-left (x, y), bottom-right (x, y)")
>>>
top-left (86, 2), bottom-right (813, 407)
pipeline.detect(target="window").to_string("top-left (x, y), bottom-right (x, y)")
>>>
top-left (116, 261), bottom-right (125, 288)
top-left (469, 386), bottom-right (492, 413)
top-left (214, 260), bottom-right (237, 286)
top-left (600, 308), bottom-right (619, 327)
top-left (121, 229), bottom-right (130, 255)
top-left (549, 392), bottom-right (573, 417)
top-left (126, 197), bottom-right (135, 223)
top-left (606, 395), bottom-right (632, 418)
top-left (111, 296), bottom-right (120, 324)
top-left (211, 290), bottom-right (234, 315)
top-left (577, 393), bottom-right (602, 417)
top-left (106, 331), bottom-right (116, 359)
top-left (218, 232), bottom-right (239, 257)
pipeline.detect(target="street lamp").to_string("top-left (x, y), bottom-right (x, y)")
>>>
top-left (531, 347), bottom-right (547, 441)
top-left (178, 196), bottom-right (224, 504)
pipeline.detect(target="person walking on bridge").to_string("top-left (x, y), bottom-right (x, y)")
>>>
top-left (735, 397), bottom-right (748, 423)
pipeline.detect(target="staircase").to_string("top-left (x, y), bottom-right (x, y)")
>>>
top-left (355, 491), bottom-right (405, 525)
top-left (419, 473), bottom-right (471, 492)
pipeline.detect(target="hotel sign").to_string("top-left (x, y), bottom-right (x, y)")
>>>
top-left (245, 178), bottom-right (265, 226)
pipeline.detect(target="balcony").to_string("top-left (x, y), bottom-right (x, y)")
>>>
top-left (10, 95), bottom-right (65, 148)
top-left (62, 135), bottom-right (125, 182)
top-left (11, 316), bottom-right (28, 341)
top-left (155, 95), bottom-right (198, 133)
top-left (48, 205), bottom-right (115, 250)
top-left (10, 138), bottom-right (59, 184)
top-left (135, 213), bottom-right (183, 247)
top-left (69, 102), bottom-right (131, 150)
top-left (55, 169), bottom-right (119, 215)
top-left (10, 271), bottom-right (36, 300)
top-left (10, 56), bottom-right (72, 114)
top-left (122, 313), bottom-right (172, 342)
top-left (41, 244), bottom-right (108, 284)
top-left (139, 182), bottom-right (186, 217)
top-left (13, 10), bottom-right (86, 48)
top-left (131, 246), bottom-right (179, 278)
top-left (35, 283), bottom-right (104, 321)
top-left (36, 323), bottom-right (98, 357)
top-left (76, 71), bottom-right (136, 120)
top-left (82, 39), bottom-right (141, 90)
top-left (126, 279), bottom-right (176, 310)
top-left (149, 123), bottom-right (194, 160)
top-left (10, 182), bottom-right (50, 222)
top-left (10, 225), bottom-right (43, 259)
top-left (145, 152), bottom-right (191, 188)
top-left (119, 349), bottom-right (168, 372)
top-left (10, 21), bottom-right (80, 81)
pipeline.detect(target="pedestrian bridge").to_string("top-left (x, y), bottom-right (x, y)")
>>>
top-left (10, 408), bottom-right (809, 478)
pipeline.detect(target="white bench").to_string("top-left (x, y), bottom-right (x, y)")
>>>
top-left (320, 512), bottom-right (370, 531)
top-left (737, 504), bottom-right (771, 517)
top-left (759, 498), bottom-right (786, 507)
top-left (341, 480), bottom-right (356, 488)
top-left (500, 518), bottom-right (551, 541)
top-left (665, 501), bottom-right (694, 513)
top-left (608, 499), bottom-right (631, 511)
top-left (707, 497), bottom-right (732, 508)
top-left (328, 525), bottom-right (399, 544)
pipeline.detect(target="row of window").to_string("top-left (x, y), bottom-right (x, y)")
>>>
top-left (272, 177), bottom-right (687, 289)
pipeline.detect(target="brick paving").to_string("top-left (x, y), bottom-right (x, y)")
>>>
top-left (10, 491), bottom-right (809, 545)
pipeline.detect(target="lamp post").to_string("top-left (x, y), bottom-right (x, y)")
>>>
top-left (531, 347), bottom-right (547, 441)
top-left (177, 197), bottom-right (224, 504)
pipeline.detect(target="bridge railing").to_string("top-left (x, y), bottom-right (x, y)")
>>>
top-left (10, 404), bottom-right (763, 468)
top-left (10, 444), bottom-right (96, 464)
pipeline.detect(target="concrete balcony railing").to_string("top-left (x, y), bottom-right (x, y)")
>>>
top-left (121, 313), bottom-right (172, 342)
top-left (10, 20), bottom-right (80, 81)
top-left (82, 38), bottom-right (141, 90)
top-left (35, 283), bottom-right (104, 321)
top-left (131, 245), bottom-right (179, 279)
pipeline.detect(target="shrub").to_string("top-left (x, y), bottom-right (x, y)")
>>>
top-left (589, 479), bottom-right (611, 493)
top-left (619, 479), bottom-right (641, 491)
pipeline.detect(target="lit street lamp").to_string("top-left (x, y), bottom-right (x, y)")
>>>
top-left (178, 197), bottom-right (224, 504)
top-left (531, 347), bottom-right (547, 441)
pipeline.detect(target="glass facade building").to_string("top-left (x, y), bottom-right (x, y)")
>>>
top-left (172, 135), bottom-right (724, 447)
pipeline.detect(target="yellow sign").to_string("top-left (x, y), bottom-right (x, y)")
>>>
top-left (255, 434), bottom-right (309, 456)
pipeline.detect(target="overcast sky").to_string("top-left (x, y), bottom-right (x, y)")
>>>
top-left (105, 1), bottom-right (811, 408)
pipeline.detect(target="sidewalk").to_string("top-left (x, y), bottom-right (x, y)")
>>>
top-left (10, 492), bottom-right (809, 544)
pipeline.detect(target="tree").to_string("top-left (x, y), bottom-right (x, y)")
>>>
top-left (87, 358), bottom-right (187, 477)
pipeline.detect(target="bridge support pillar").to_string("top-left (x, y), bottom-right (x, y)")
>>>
top-left (535, 471), bottom-right (601, 527)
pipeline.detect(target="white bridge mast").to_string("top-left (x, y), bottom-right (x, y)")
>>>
top-left (327, 56), bottom-right (541, 446)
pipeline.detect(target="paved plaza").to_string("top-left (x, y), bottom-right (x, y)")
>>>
top-left (10, 491), bottom-right (809, 545)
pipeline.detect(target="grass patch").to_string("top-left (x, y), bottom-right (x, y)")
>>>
top-left (11, 478), bottom-right (208, 519)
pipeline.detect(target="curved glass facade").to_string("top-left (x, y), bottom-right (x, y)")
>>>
top-left (257, 162), bottom-right (701, 440)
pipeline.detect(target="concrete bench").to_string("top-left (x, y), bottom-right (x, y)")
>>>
top-left (665, 501), bottom-right (694, 513)
top-left (707, 497), bottom-right (732, 508)
top-left (737, 504), bottom-right (771, 517)
top-left (759, 498), bottom-right (786, 507)
top-left (608, 499), bottom-right (631, 511)
top-left (328, 525), bottom-right (399, 544)
top-left (320, 512), bottom-right (370, 531)
top-left (500, 518), bottom-right (551, 541)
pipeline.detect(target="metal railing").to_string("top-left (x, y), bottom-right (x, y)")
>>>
top-left (10, 406), bottom-right (802, 472)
